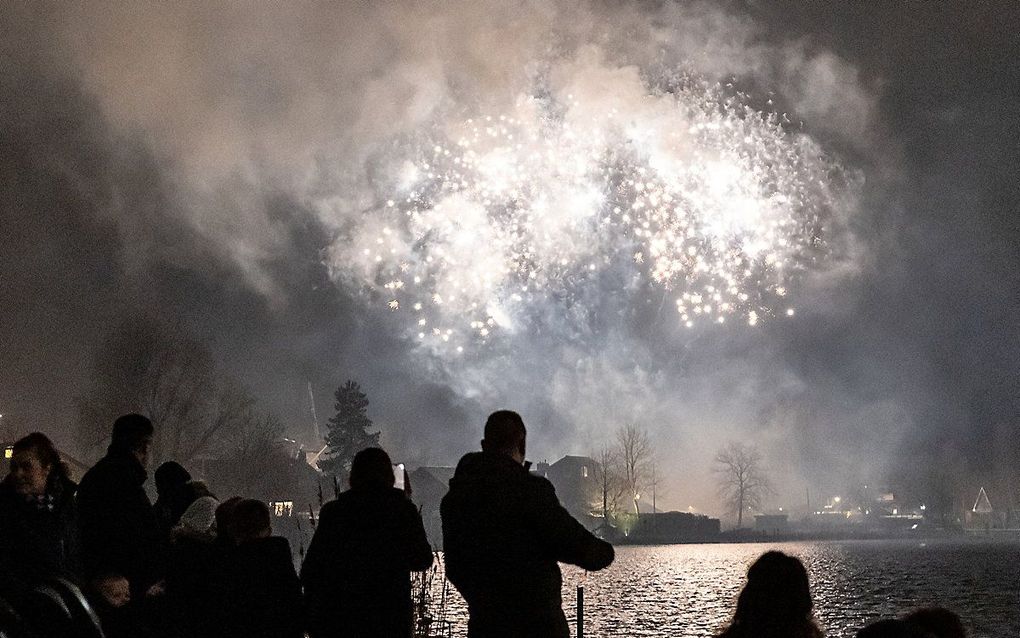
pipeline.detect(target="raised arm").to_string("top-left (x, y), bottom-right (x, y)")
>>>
top-left (529, 478), bottom-right (614, 571)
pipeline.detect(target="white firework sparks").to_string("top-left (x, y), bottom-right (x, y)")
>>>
top-left (349, 79), bottom-right (839, 352)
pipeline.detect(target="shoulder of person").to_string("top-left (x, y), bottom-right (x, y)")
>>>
top-left (394, 489), bottom-right (420, 512)
top-left (451, 451), bottom-right (485, 475)
top-left (79, 458), bottom-right (128, 489)
top-left (263, 535), bottom-right (293, 555)
top-left (323, 493), bottom-right (353, 512)
top-left (55, 478), bottom-right (79, 511)
top-left (525, 472), bottom-right (557, 497)
top-left (387, 486), bottom-right (410, 501)
top-left (239, 536), bottom-right (292, 560)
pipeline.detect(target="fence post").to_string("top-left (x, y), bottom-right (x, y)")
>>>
top-left (576, 585), bottom-right (584, 638)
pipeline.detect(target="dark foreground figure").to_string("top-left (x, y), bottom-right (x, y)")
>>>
top-left (152, 461), bottom-right (193, 545)
top-left (302, 447), bottom-right (433, 638)
top-left (0, 433), bottom-right (80, 598)
top-left (218, 499), bottom-right (303, 638)
top-left (441, 410), bottom-right (615, 638)
top-left (716, 550), bottom-right (823, 638)
top-left (77, 414), bottom-right (163, 601)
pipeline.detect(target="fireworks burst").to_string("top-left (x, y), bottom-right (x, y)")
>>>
top-left (346, 79), bottom-right (838, 352)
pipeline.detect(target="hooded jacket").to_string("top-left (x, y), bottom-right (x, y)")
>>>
top-left (441, 451), bottom-right (614, 638)
top-left (301, 486), bottom-right (433, 638)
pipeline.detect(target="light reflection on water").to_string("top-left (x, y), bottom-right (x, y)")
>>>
top-left (425, 540), bottom-right (1020, 637)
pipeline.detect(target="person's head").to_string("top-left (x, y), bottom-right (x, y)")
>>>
top-left (175, 495), bottom-right (219, 540)
top-left (232, 498), bottom-right (272, 542)
top-left (154, 461), bottom-right (191, 499)
top-left (481, 410), bottom-right (526, 464)
top-left (349, 447), bottom-right (395, 490)
top-left (8, 432), bottom-right (65, 496)
top-left (857, 619), bottom-right (930, 638)
top-left (725, 551), bottom-right (818, 637)
top-left (93, 573), bottom-right (131, 608)
top-left (904, 608), bottom-right (966, 638)
top-left (110, 413), bottom-right (154, 467)
top-left (215, 496), bottom-right (244, 543)
top-left (183, 479), bottom-right (214, 502)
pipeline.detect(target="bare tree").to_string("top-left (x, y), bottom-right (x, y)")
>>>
top-left (616, 424), bottom-right (652, 514)
top-left (76, 314), bottom-right (253, 465)
top-left (593, 444), bottom-right (626, 521)
top-left (215, 407), bottom-right (286, 498)
top-left (713, 442), bottom-right (770, 528)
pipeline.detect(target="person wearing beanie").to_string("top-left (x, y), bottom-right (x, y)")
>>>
top-left (165, 485), bottom-right (220, 638)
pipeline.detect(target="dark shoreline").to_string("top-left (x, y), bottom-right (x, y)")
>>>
top-left (611, 528), bottom-right (1020, 546)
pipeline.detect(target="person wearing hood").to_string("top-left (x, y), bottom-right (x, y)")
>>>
top-left (302, 447), bottom-right (433, 638)
top-left (165, 482), bottom-right (220, 638)
top-left (0, 432), bottom-right (81, 600)
top-left (77, 413), bottom-right (164, 601)
top-left (152, 461), bottom-right (192, 545)
top-left (441, 410), bottom-right (615, 638)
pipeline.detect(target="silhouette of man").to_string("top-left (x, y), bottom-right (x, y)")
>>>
top-left (441, 410), bottom-right (614, 637)
top-left (78, 414), bottom-right (163, 601)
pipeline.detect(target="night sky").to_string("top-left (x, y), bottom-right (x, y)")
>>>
top-left (1, 1), bottom-right (1018, 515)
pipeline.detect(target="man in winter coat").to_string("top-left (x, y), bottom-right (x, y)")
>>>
top-left (77, 414), bottom-right (163, 600)
top-left (441, 410), bottom-right (615, 638)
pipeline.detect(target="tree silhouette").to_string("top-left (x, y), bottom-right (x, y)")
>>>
top-left (593, 444), bottom-right (626, 522)
top-left (76, 314), bottom-right (257, 466)
top-left (616, 424), bottom-right (652, 514)
top-left (318, 380), bottom-right (379, 477)
top-left (713, 441), bottom-right (770, 528)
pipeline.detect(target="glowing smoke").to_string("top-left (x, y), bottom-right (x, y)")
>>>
top-left (9, 1), bottom-right (880, 509)
top-left (334, 60), bottom-right (845, 356)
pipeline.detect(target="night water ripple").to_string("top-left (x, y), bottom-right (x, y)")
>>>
top-left (423, 540), bottom-right (1020, 637)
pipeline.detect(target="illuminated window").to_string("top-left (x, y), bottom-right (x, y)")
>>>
top-left (4, 447), bottom-right (11, 459)
top-left (582, 466), bottom-right (588, 478)
top-left (270, 501), bottom-right (294, 517)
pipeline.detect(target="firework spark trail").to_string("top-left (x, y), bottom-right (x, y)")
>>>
top-left (344, 77), bottom-right (840, 354)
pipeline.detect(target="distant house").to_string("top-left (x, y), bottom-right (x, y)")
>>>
top-left (625, 511), bottom-right (720, 543)
top-left (408, 466), bottom-right (455, 549)
top-left (542, 455), bottom-right (599, 527)
top-left (202, 439), bottom-right (323, 517)
top-left (754, 513), bottom-right (789, 534)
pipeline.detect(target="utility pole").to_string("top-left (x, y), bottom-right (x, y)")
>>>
top-left (651, 462), bottom-right (657, 538)
top-left (307, 382), bottom-right (321, 444)
top-left (651, 463), bottom-right (657, 513)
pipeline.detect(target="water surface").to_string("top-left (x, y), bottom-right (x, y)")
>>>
top-left (421, 540), bottom-right (1020, 637)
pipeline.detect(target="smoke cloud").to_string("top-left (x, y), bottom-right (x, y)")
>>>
top-left (2, 1), bottom-right (1016, 517)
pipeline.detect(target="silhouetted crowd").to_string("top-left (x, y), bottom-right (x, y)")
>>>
top-left (0, 411), bottom-right (970, 637)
